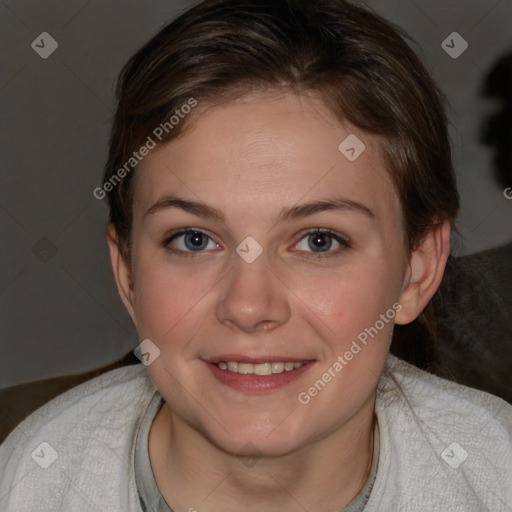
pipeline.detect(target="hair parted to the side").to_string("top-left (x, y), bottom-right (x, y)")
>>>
top-left (102, 0), bottom-right (460, 370)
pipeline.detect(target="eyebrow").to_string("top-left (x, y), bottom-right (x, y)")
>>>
top-left (145, 195), bottom-right (375, 223)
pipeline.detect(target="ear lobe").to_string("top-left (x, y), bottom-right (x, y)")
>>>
top-left (395, 221), bottom-right (451, 325)
top-left (106, 224), bottom-right (138, 327)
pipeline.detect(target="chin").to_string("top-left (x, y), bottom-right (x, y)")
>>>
top-left (203, 413), bottom-right (311, 458)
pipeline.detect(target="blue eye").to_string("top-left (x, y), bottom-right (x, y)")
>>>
top-left (164, 229), bottom-right (218, 255)
top-left (294, 229), bottom-right (350, 257)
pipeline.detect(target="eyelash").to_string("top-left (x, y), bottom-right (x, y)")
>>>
top-left (162, 228), bottom-right (351, 260)
top-left (294, 228), bottom-right (351, 259)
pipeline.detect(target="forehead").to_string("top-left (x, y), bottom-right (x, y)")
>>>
top-left (133, 91), bottom-right (399, 223)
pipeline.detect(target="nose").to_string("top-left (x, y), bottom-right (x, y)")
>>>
top-left (215, 252), bottom-right (291, 334)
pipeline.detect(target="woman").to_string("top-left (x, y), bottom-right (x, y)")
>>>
top-left (1, 1), bottom-right (511, 510)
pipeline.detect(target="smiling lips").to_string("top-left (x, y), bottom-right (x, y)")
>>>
top-left (215, 361), bottom-right (306, 375)
top-left (205, 357), bottom-right (316, 392)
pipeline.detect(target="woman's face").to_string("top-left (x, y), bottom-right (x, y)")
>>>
top-left (118, 91), bottom-right (410, 456)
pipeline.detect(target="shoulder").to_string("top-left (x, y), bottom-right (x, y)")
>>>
top-left (0, 364), bottom-right (155, 512)
top-left (370, 354), bottom-right (512, 511)
top-left (380, 354), bottom-right (512, 431)
top-left (3, 363), bottom-right (153, 442)
top-left (381, 354), bottom-right (511, 413)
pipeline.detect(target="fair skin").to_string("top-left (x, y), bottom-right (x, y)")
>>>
top-left (107, 91), bottom-right (450, 512)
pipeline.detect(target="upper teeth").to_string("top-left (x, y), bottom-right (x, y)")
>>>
top-left (217, 361), bottom-right (306, 375)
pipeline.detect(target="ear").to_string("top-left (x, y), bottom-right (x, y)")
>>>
top-left (395, 221), bottom-right (451, 325)
top-left (106, 223), bottom-right (138, 328)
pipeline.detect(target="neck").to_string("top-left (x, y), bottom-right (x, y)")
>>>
top-left (149, 392), bottom-right (377, 512)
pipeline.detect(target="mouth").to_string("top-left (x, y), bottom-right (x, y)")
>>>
top-left (204, 356), bottom-right (316, 392)
top-left (214, 360), bottom-right (309, 375)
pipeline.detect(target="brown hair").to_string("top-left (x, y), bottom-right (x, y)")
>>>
top-left (102, 0), bottom-right (460, 369)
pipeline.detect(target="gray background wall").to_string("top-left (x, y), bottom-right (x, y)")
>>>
top-left (1, 0), bottom-right (511, 389)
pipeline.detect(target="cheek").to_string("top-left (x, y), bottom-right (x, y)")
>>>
top-left (290, 263), bottom-right (399, 419)
top-left (293, 259), bottom-right (401, 341)
top-left (131, 262), bottom-right (215, 401)
top-left (131, 258), bottom-right (210, 347)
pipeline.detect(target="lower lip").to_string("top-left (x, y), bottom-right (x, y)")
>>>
top-left (205, 361), bottom-right (316, 392)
